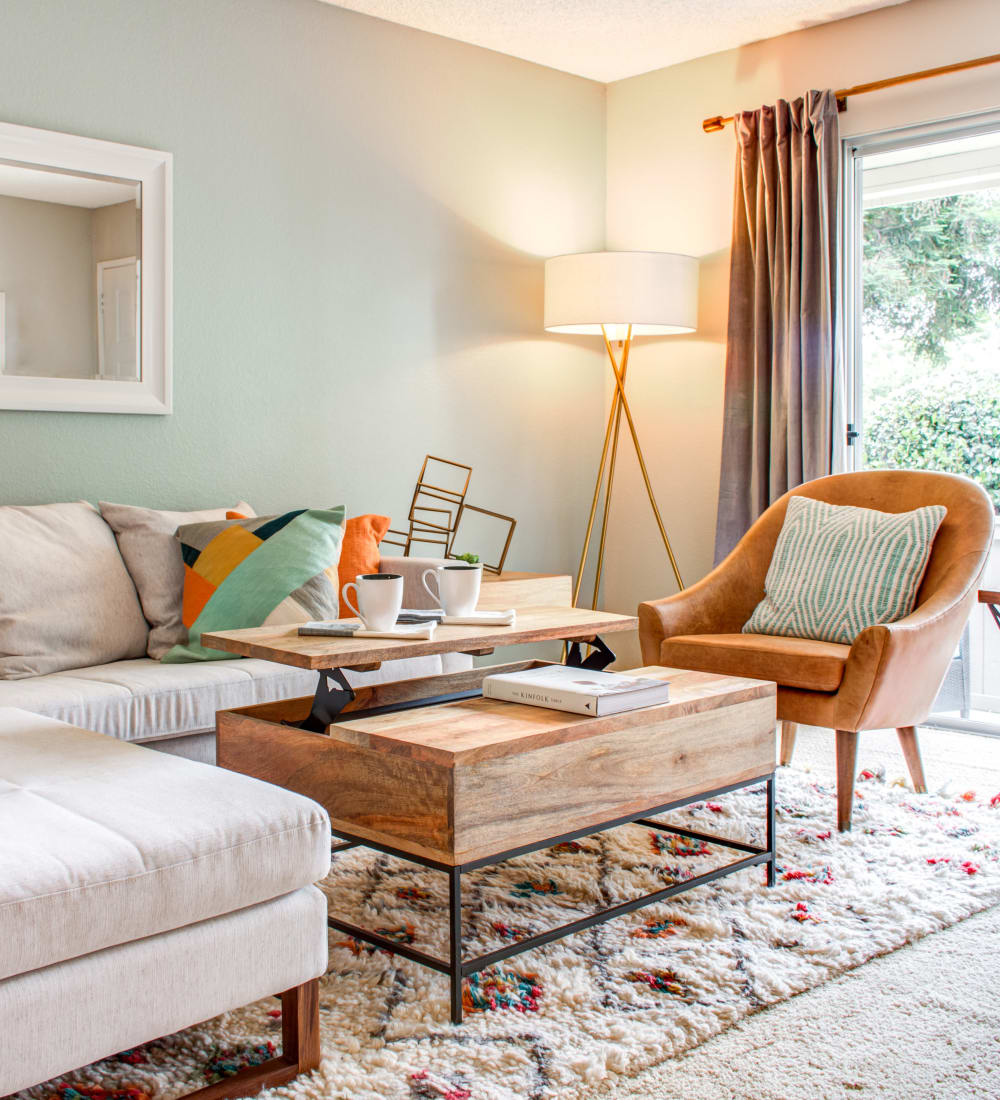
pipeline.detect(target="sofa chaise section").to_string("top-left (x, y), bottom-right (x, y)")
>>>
top-left (0, 708), bottom-right (331, 1096)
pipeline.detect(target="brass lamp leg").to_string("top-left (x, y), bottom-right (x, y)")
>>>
top-left (571, 379), bottom-right (624, 608)
top-left (601, 326), bottom-right (684, 592)
top-left (591, 343), bottom-right (629, 609)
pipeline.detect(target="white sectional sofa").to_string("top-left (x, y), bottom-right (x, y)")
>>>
top-left (0, 500), bottom-right (468, 762)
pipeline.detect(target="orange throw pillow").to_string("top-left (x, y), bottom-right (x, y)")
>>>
top-left (338, 514), bottom-right (392, 607)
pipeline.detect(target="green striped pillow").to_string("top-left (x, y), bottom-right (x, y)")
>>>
top-left (743, 496), bottom-right (945, 645)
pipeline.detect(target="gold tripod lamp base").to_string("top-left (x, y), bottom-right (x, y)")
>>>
top-left (543, 251), bottom-right (699, 611)
top-left (571, 324), bottom-right (684, 610)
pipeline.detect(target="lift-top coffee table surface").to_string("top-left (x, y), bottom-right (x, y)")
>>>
top-left (207, 608), bottom-right (778, 1023)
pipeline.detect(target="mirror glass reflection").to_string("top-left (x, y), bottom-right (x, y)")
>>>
top-left (0, 162), bottom-right (140, 381)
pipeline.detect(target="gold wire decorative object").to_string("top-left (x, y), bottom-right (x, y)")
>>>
top-left (449, 502), bottom-right (517, 575)
top-left (385, 455), bottom-right (517, 574)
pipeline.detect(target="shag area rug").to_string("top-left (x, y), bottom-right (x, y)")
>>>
top-left (17, 765), bottom-right (1000, 1100)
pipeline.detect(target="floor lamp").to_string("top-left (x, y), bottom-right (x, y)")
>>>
top-left (544, 251), bottom-right (699, 609)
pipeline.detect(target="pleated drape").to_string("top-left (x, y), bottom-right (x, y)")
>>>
top-left (714, 89), bottom-right (841, 563)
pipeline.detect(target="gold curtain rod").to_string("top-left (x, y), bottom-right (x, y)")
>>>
top-left (702, 52), bottom-right (1000, 133)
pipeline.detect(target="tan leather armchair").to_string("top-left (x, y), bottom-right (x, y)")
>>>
top-left (639, 470), bottom-right (995, 831)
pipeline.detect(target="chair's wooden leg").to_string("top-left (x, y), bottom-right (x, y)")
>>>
top-left (836, 730), bottom-right (859, 832)
top-left (779, 720), bottom-right (798, 766)
top-left (897, 726), bottom-right (928, 794)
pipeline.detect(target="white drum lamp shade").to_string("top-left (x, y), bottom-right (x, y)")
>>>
top-left (544, 251), bottom-right (698, 336)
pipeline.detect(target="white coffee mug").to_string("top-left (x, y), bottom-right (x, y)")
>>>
top-left (341, 572), bottom-right (404, 631)
top-left (422, 563), bottom-right (482, 617)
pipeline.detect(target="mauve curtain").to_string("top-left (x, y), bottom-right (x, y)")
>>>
top-left (714, 89), bottom-right (841, 563)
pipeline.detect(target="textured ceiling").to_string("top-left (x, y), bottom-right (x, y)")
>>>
top-left (318, 0), bottom-right (912, 82)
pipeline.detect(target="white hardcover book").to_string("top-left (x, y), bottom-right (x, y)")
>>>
top-left (482, 664), bottom-right (670, 716)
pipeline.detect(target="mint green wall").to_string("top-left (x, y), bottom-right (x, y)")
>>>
top-left (0, 0), bottom-right (606, 576)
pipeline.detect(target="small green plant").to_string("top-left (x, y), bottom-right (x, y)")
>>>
top-left (455, 552), bottom-right (480, 564)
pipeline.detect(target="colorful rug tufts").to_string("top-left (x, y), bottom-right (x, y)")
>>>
top-left (16, 764), bottom-right (1000, 1100)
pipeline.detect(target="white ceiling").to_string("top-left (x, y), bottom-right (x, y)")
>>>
top-left (318, 0), bottom-right (912, 82)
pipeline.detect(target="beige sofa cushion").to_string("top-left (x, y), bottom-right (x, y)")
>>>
top-left (0, 708), bottom-right (331, 980)
top-left (99, 500), bottom-right (255, 658)
top-left (0, 653), bottom-right (458, 742)
top-left (0, 502), bottom-right (148, 680)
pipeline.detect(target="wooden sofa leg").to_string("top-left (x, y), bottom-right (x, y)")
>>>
top-left (836, 730), bottom-right (859, 832)
top-left (281, 977), bottom-right (321, 1071)
top-left (897, 726), bottom-right (928, 794)
top-left (779, 720), bottom-right (798, 766)
top-left (183, 978), bottom-right (321, 1100)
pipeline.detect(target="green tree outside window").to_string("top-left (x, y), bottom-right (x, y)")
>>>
top-left (862, 188), bottom-right (1000, 511)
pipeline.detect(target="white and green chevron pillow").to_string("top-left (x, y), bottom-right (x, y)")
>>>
top-left (743, 496), bottom-right (946, 645)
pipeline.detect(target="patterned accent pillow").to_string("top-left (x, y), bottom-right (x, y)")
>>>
top-left (162, 507), bottom-right (345, 662)
top-left (743, 496), bottom-right (946, 645)
top-left (226, 510), bottom-right (390, 601)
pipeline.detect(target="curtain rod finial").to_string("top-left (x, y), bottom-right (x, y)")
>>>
top-left (703, 115), bottom-right (727, 132)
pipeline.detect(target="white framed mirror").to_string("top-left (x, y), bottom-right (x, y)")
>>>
top-left (0, 122), bottom-right (171, 414)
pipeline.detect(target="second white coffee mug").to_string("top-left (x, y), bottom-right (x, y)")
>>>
top-left (422, 563), bottom-right (482, 616)
top-left (341, 572), bottom-right (404, 631)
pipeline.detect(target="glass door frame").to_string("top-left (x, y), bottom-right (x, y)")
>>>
top-left (841, 107), bottom-right (1000, 469)
top-left (841, 108), bottom-right (1000, 737)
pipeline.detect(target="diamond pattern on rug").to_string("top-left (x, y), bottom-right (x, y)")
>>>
top-left (14, 766), bottom-right (1000, 1100)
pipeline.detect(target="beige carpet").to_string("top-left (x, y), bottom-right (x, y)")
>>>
top-left (17, 723), bottom-right (1000, 1100)
top-left (612, 723), bottom-right (1000, 1100)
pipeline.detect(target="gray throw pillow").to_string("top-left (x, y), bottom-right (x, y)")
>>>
top-left (99, 500), bottom-right (255, 658)
top-left (0, 501), bottom-right (150, 679)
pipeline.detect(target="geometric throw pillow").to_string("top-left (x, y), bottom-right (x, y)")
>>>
top-left (743, 495), bottom-right (946, 645)
top-left (225, 510), bottom-right (391, 618)
top-left (161, 506), bottom-right (345, 663)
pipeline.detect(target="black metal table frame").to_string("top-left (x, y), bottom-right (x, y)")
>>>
top-left (328, 772), bottom-right (777, 1024)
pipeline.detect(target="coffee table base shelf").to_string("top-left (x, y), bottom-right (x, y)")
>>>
top-left (327, 774), bottom-right (776, 1024)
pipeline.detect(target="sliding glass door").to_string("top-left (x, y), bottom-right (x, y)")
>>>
top-left (844, 112), bottom-right (1000, 736)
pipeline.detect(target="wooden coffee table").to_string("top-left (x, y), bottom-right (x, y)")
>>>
top-left (212, 614), bottom-right (777, 1024)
